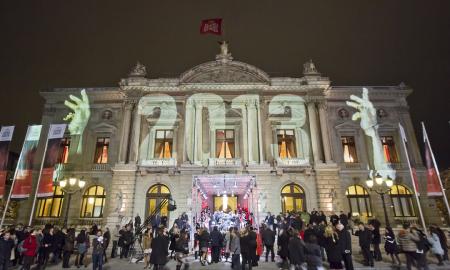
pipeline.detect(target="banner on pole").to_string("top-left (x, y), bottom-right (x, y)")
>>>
top-left (37, 124), bottom-right (66, 198)
top-left (399, 123), bottom-right (420, 194)
top-left (11, 125), bottom-right (42, 199)
top-left (0, 126), bottom-right (14, 199)
top-left (423, 125), bottom-right (443, 196)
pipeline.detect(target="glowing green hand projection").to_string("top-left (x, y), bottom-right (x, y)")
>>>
top-left (346, 88), bottom-right (395, 179)
top-left (63, 89), bottom-right (91, 154)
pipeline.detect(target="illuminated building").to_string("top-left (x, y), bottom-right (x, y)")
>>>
top-left (12, 45), bottom-right (442, 227)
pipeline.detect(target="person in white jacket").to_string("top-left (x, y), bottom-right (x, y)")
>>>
top-left (428, 227), bottom-right (444, 266)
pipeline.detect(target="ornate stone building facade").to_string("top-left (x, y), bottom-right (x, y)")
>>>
top-left (13, 46), bottom-right (443, 228)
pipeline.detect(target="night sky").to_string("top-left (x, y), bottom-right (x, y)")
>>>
top-left (1, 1), bottom-right (449, 168)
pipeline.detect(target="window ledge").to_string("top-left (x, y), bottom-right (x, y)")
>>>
top-left (276, 158), bottom-right (309, 167)
top-left (140, 158), bottom-right (177, 167)
top-left (208, 158), bottom-right (242, 167)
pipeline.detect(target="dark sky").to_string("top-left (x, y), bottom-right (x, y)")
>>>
top-left (1, 0), bottom-right (449, 168)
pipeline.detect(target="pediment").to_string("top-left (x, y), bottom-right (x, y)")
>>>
top-left (180, 60), bottom-right (270, 84)
top-left (90, 122), bottom-right (117, 133)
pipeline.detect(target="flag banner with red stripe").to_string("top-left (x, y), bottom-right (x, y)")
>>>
top-left (0, 126), bottom-right (14, 199)
top-left (11, 125), bottom-right (42, 199)
top-left (37, 124), bottom-right (66, 198)
top-left (399, 123), bottom-right (420, 194)
top-left (424, 134), bottom-right (443, 196)
top-left (200, 18), bottom-right (222, 35)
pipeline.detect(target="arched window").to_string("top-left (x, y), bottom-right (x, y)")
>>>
top-left (281, 183), bottom-right (306, 213)
top-left (81, 185), bottom-right (106, 218)
top-left (147, 184), bottom-right (171, 219)
top-left (345, 185), bottom-right (372, 217)
top-left (35, 186), bottom-right (64, 218)
top-left (389, 184), bottom-right (415, 217)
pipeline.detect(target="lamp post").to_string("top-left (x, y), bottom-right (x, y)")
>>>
top-left (59, 176), bottom-right (85, 228)
top-left (366, 172), bottom-right (394, 227)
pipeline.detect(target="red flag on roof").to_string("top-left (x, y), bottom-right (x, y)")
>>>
top-left (200, 18), bottom-right (223, 35)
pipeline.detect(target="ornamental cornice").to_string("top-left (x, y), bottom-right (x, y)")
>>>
top-left (325, 87), bottom-right (413, 99)
top-left (179, 59), bottom-right (270, 84)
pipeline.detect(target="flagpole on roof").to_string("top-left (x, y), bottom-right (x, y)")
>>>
top-left (421, 121), bottom-right (450, 224)
top-left (399, 123), bottom-right (427, 233)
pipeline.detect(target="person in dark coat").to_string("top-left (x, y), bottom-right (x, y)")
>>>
top-left (288, 229), bottom-right (305, 268)
top-left (384, 226), bottom-right (401, 266)
top-left (304, 235), bottom-right (323, 270)
top-left (0, 231), bottom-right (14, 270)
top-left (240, 226), bottom-right (257, 270)
top-left (210, 226), bottom-right (223, 263)
top-left (338, 211), bottom-right (348, 228)
top-left (150, 228), bottom-right (170, 270)
top-left (62, 228), bottom-right (75, 268)
top-left (102, 228), bottom-right (111, 263)
top-left (52, 227), bottom-right (65, 264)
top-left (169, 224), bottom-right (180, 259)
top-left (120, 225), bottom-right (133, 259)
top-left (355, 222), bottom-right (373, 267)
top-left (261, 225), bottom-right (276, 262)
top-left (368, 219), bottom-right (382, 261)
top-left (41, 227), bottom-right (55, 268)
top-left (336, 223), bottom-right (353, 270)
top-left (277, 229), bottom-right (289, 269)
top-left (323, 226), bottom-right (343, 269)
top-left (329, 212), bottom-right (339, 226)
top-left (198, 228), bottom-right (210, 265)
top-left (318, 211), bottom-right (327, 225)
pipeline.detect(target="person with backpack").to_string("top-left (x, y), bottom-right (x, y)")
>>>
top-left (21, 229), bottom-right (38, 270)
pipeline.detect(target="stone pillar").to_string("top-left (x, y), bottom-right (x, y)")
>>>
top-left (129, 103), bottom-right (142, 163)
top-left (194, 103), bottom-right (203, 164)
top-left (255, 101), bottom-right (264, 164)
top-left (318, 103), bottom-right (333, 163)
top-left (118, 101), bottom-right (133, 163)
top-left (245, 102), bottom-right (254, 164)
top-left (307, 102), bottom-right (323, 163)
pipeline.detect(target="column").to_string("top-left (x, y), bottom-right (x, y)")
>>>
top-left (255, 100), bottom-right (264, 164)
top-left (129, 103), bottom-right (142, 163)
top-left (318, 103), bottom-right (333, 163)
top-left (118, 101), bottom-right (133, 163)
top-left (307, 102), bottom-right (323, 163)
top-left (194, 103), bottom-right (203, 164)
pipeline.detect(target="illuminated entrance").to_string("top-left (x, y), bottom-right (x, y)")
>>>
top-left (281, 183), bottom-right (306, 213)
top-left (193, 174), bottom-right (256, 216)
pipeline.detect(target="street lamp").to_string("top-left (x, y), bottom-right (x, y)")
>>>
top-left (59, 176), bottom-right (85, 228)
top-left (366, 172), bottom-right (394, 227)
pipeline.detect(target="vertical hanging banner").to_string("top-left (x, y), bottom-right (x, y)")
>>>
top-left (423, 124), bottom-right (443, 196)
top-left (37, 124), bottom-right (66, 198)
top-left (0, 126), bottom-right (14, 199)
top-left (11, 125), bottom-right (42, 199)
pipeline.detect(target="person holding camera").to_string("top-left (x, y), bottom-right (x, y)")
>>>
top-left (92, 230), bottom-right (106, 270)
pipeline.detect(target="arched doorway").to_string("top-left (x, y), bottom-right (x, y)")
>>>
top-left (146, 184), bottom-right (171, 220)
top-left (281, 183), bottom-right (306, 213)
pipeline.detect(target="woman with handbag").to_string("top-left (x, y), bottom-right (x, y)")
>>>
top-left (75, 229), bottom-right (89, 268)
top-left (143, 228), bottom-right (153, 269)
top-left (384, 226), bottom-right (401, 266)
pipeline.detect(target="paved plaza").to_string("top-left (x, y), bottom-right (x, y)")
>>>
top-left (36, 253), bottom-right (450, 270)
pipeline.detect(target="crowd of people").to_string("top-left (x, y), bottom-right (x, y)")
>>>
top-left (0, 209), bottom-right (449, 270)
